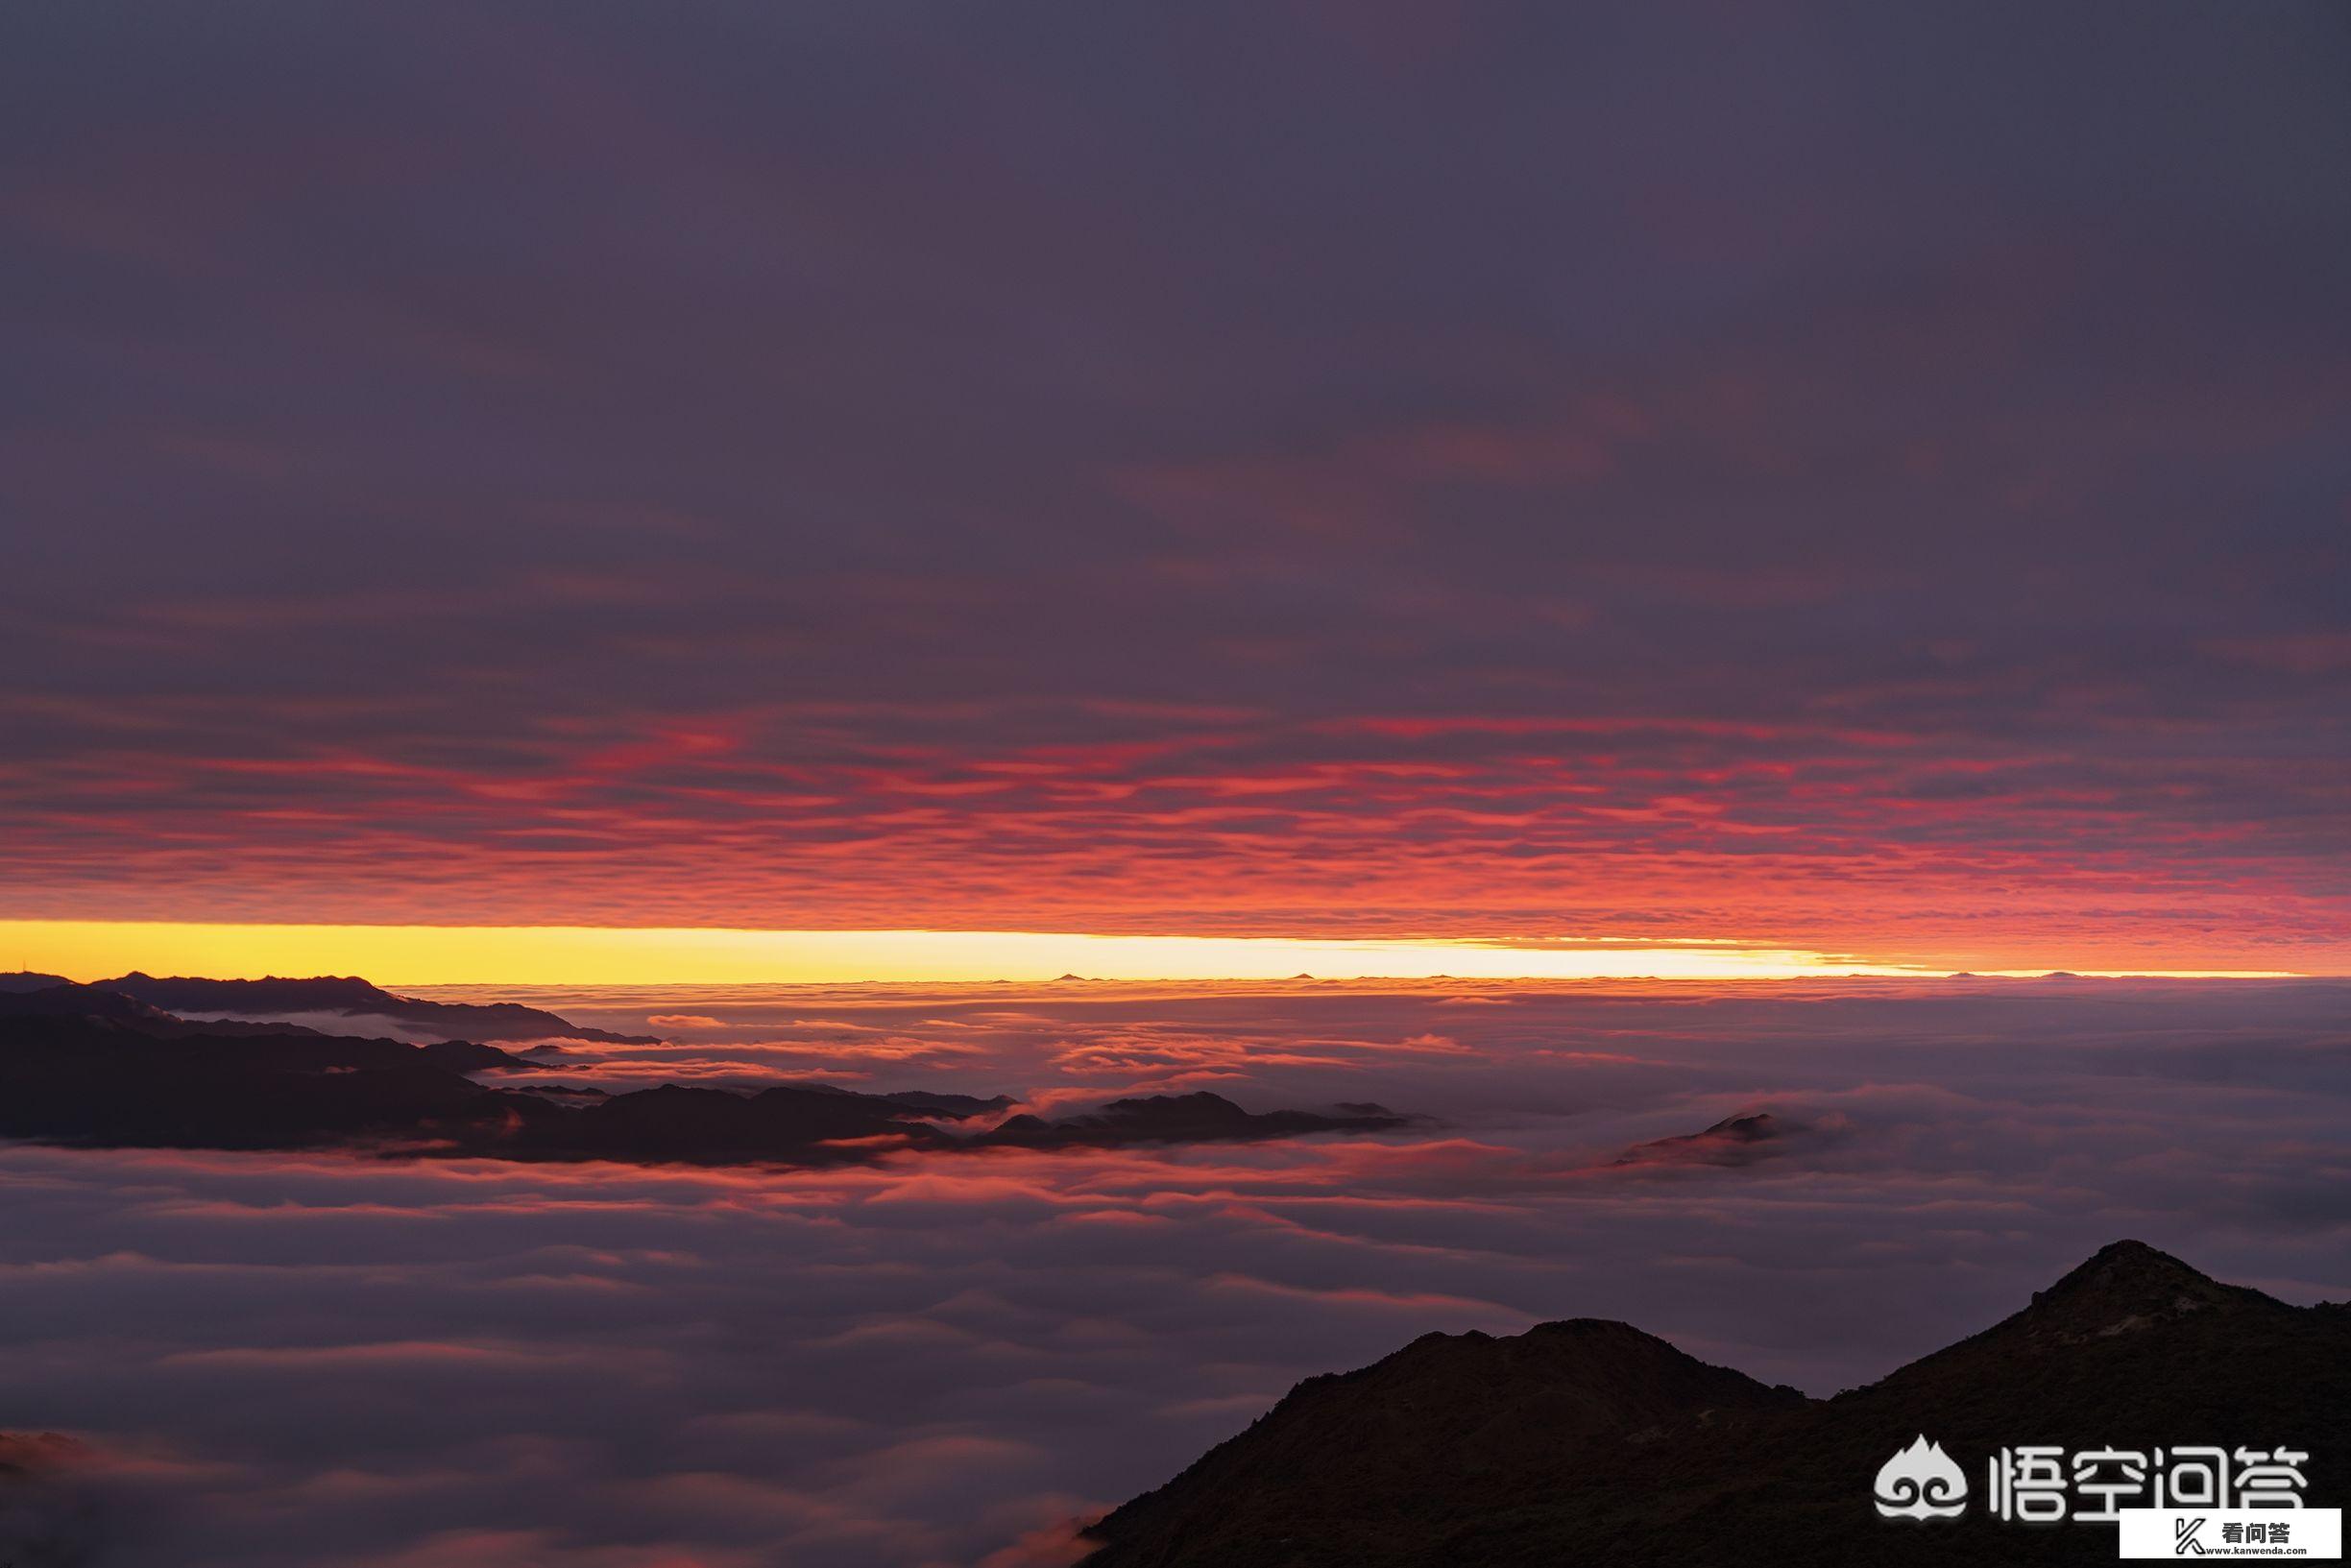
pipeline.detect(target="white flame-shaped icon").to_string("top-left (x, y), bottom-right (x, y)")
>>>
top-left (1874, 1435), bottom-right (1969, 1520)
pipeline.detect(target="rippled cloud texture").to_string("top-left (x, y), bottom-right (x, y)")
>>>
top-left (3, 978), bottom-right (2345, 1565)
top-left (4, 3), bottom-right (2349, 969)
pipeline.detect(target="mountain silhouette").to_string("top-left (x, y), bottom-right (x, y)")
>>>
top-left (1611, 1110), bottom-right (1794, 1167)
top-left (982, 1092), bottom-right (1409, 1149)
top-left (0, 1013), bottom-right (545, 1150)
top-left (96, 973), bottom-right (657, 1045)
top-left (0, 981), bottom-right (186, 1027)
top-left (0, 982), bottom-right (527, 1063)
top-left (0, 1004), bottom-right (1418, 1170)
top-left (0, 973), bottom-right (71, 993)
top-left (1080, 1241), bottom-right (2347, 1566)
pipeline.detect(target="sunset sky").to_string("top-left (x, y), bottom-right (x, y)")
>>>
top-left (3, 12), bottom-right (2349, 1567)
top-left (6, 3), bottom-right (2347, 978)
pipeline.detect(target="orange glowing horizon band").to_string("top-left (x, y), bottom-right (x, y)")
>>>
top-left (0, 921), bottom-right (2311, 987)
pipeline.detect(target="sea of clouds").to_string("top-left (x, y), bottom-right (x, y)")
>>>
top-left (1, 977), bottom-right (2345, 1566)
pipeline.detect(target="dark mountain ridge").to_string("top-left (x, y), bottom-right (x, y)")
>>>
top-left (1081, 1241), bottom-right (2348, 1566)
top-left (0, 982), bottom-right (185, 1027)
top-left (0, 1007), bottom-right (1411, 1170)
top-left (0, 973), bottom-right (72, 993)
top-left (96, 972), bottom-right (658, 1045)
top-left (0, 983), bottom-right (528, 1064)
top-left (987, 1091), bottom-right (1412, 1148)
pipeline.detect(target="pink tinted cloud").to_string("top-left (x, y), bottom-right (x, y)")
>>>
top-left (5, 691), bottom-right (2342, 969)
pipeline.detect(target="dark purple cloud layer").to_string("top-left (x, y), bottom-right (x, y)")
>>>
top-left (0, 977), bottom-right (2343, 1566)
top-left (4, 4), bottom-right (2348, 963)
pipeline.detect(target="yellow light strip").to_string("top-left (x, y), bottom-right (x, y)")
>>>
top-left (0, 920), bottom-right (1931, 984)
top-left (0, 920), bottom-right (2307, 986)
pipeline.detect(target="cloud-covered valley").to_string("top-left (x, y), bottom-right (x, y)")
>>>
top-left (1, 977), bottom-right (2345, 1565)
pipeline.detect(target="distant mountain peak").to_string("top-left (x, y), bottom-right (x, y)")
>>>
top-left (1612, 1109), bottom-right (1794, 1167)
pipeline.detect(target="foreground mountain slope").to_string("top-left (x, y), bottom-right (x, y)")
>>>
top-left (1081, 1242), bottom-right (2349, 1567)
top-left (1087, 1319), bottom-right (1802, 1568)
